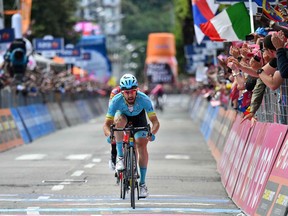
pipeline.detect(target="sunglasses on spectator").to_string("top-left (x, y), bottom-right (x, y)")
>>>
top-left (122, 89), bottom-right (137, 95)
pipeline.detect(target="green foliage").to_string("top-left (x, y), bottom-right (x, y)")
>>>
top-left (121, 0), bottom-right (174, 42)
top-left (121, 0), bottom-right (175, 80)
top-left (172, 0), bottom-right (192, 75)
top-left (29, 0), bottom-right (81, 44)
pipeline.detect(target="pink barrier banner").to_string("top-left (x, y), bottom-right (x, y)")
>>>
top-left (215, 109), bottom-right (237, 158)
top-left (256, 132), bottom-right (288, 216)
top-left (210, 107), bottom-right (226, 163)
top-left (241, 123), bottom-right (287, 215)
top-left (226, 119), bottom-right (252, 198)
top-left (232, 122), bottom-right (268, 208)
top-left (218, 115), bottom-right (243, 187)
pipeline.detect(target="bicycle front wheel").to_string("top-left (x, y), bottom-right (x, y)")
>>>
top-left (119, 172), bottom-right (124, 199)
top-left (130, 147), bottom-right (136, 209)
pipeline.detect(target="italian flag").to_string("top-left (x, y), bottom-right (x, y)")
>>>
top-left (200, 2), bottom-right (251, 42)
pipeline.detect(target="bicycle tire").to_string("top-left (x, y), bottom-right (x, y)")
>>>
top-left (121, 143), bottom-right (128, 200)
top-left (133, 151), bottom-right (140, 200)
top-left (130, 147), bottom-right (136, 209)
top-left (122, 156), bottom-right (128, 200)
top-left (119, 172), bottom-right (124, 199)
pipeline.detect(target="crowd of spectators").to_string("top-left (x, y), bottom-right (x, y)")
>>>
top-left (195, 9), bottom-right (288, 125)
top-left (0, 51), bottom-right (109, 108)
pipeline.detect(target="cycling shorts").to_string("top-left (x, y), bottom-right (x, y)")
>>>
top-left (115, 109), bottom-right (148, 139)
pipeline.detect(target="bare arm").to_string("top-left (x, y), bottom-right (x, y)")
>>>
top-left (237, 64), bottom-right (258, 77)
top-left (148, 115), bottom-right (160, 135)
top-left (259, 70), bottom-right (283, 91)
top-left (103, 118), bottom-right (114, 137)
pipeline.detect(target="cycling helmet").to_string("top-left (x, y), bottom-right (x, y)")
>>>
top-left (119, 74), bottom-right (138, 90)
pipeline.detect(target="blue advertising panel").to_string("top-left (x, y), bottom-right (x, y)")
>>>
top-left (33, 38), bottom-right (64, 51)
top-left (57, 48), bottom-right (81, 57)
top-left (77, 35), bottom-right (107, 56)
top-left (77, 35), bottom-right (112, 83)
top-left (10, 108), bottom-right (31, 144)
top-left (0, 28), bottom-right (15, 43)
top-left (82, 52), bottom-right (91, 60)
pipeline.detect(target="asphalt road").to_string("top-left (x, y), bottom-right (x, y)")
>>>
top-left (0, 94), bottom-right (243, 215)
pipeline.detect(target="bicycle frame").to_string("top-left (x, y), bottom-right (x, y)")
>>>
top-left (110, 123), bottom-right (151, 209)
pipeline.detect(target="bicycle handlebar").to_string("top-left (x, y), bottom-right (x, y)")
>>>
top-left (109, 124), bottom-right (152, 140)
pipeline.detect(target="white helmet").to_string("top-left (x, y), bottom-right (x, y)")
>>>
top-left (119, 74), bottom-right (138, 90)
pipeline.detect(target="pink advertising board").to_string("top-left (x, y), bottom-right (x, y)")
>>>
top-left (217, 114), bottom-right (242, 184)
top-left (215, 109), bottom-right (237, 156)
top-left (208, 107), bottom-right (225, 150)
top-left (232, 122), bottom-right (268, 209)
top-left (242, 123), bottom-right (287, 216)
top-left (225, 119), bottom-right (252, 198)
top-left (256, 130), bottom-right (288, 216)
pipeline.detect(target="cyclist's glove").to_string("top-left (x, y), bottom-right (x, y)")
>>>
top-left (149, 133), bottom-right (156, 142)
top-left (107, 136), bottom-right (111, 144)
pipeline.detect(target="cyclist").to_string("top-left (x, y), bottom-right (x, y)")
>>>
top-left (103, 73), bottom-right (160, 198)
top-left (150, 84), bottom-right (164, 111)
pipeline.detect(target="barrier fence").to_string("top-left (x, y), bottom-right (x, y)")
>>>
top-left (0, 94), bottom-right (108, 152)
top-left (190, 93), bottom-right (288, 216)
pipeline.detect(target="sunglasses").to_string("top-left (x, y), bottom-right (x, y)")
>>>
top-left (122, 89), bottom-right (137, 95)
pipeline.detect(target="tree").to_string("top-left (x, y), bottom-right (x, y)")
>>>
top-left (172, 0), bottom-right (194, 76)
top-left (121, 0), bottom-right (175, 80)
top-left (121, 0), bottom-right (174, 41)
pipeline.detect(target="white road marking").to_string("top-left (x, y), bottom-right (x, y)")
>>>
top-left (51, 185), bottom-right (64, 191)
top-left (165, 154), bottom-right (190, 160)
top-left (84, 163), bottom-right (95, 168)
top-left (0, 194), bottom-right (18, 197)
top-left (66, 154), bottom-right (91, 160)
top-left (64, 202), bottom-right (215, 206)
top-left (16, 154), bottom-right (46, 160)
top-left (71, 170), bottom-right (84, 177)
top-left (92, 158), bottom-right (101, 163)
top-left (26, 206), bottom-right (40, 215)
top-left (37, 196), bottom-right (50, 200)
top-left (60, 179), bottom-right (73, 185)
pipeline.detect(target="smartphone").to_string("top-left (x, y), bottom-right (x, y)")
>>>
top-left (245, 34), bottom-right (255, 41)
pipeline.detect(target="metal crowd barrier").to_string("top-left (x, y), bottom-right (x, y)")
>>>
top-left (257, 79), bottom-right (288, 125)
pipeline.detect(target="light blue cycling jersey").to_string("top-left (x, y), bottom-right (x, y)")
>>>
top-left (106, 91), bottom-right (156, 120)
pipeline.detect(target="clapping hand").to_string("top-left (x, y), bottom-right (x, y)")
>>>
top-left (271, 31), bottom-right (287, 49)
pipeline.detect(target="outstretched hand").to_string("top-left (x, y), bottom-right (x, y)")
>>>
top-left (241, 113), bottom-right (257, 127)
